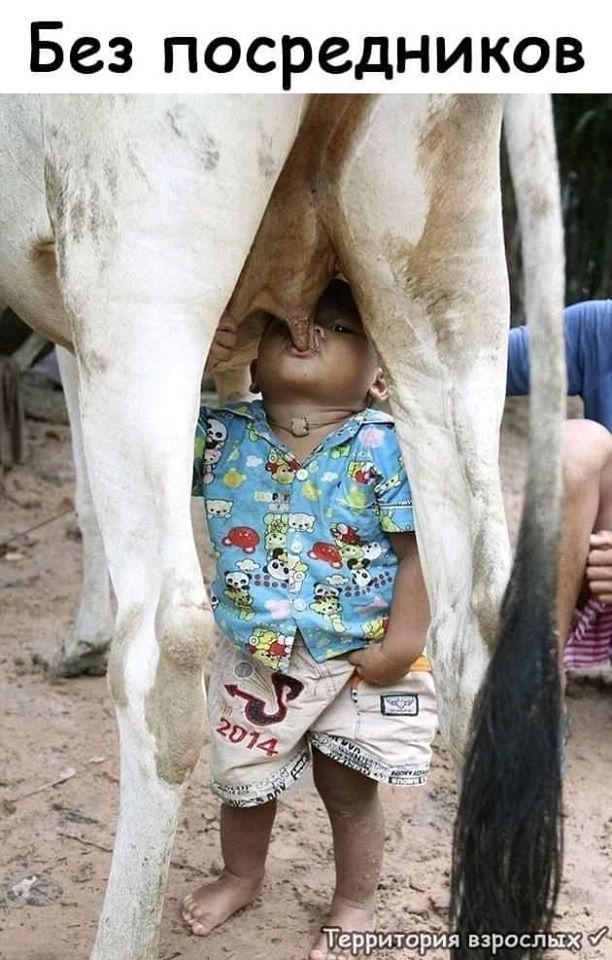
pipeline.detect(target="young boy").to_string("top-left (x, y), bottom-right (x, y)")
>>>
top-left (183, 280), bottom-right (437, 959)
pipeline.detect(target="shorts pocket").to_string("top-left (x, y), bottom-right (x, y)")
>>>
top-left (353, 671), bottom-right (438, 745)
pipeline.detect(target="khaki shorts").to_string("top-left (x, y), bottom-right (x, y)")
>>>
top-left (206, 634), bottom-right (438, 807)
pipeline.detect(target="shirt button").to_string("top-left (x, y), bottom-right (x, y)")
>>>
top-left (296, 468), bottom-right (308, 480)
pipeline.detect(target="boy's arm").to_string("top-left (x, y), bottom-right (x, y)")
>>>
top-left (348, 531), bottom-right (430, 685)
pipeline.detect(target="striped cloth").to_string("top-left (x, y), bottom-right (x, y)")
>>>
top-left (564, 597), bottom-right (612, 670)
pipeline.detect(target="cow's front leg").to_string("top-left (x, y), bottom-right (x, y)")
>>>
top-left (55, 345), bottom-right (113, 675)
top-left (72, 325), bottom-right (212, 960)
top-left (326, 94), bottom-right (511, 765)
top-left (41, 93), bottom-right (305, 959)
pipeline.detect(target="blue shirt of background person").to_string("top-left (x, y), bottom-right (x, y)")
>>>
top-left (507, 300), bottom-right (612, 426)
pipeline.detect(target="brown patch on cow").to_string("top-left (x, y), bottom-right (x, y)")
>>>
top-left (317, 94), bottom-right (379, 172)
top-left (23, 237), bottom-right (71, 346)
top-left (394, 96), bottom-right (502, 358)
top-left (29, 237), bottom-right (57, 276)
top-left (145, 602), bottom-right (212, 785)
top-left (43, 158), bottom-right (67, 273)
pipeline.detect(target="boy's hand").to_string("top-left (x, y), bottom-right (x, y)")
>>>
top-left (204, 318), bottom-right (238, 373)
top-left (586, 530), bottom-right (612, 603)
top-left (348, 642), bottom-right (414, 686)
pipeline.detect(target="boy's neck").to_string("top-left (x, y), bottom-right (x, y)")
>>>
top-left (262, 398), bottom-right (366, 459)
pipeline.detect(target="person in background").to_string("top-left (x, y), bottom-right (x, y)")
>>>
top-left (507, 299), bottom-right (612, 672)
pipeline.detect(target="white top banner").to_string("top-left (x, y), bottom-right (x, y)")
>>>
top-left (0, 0), bottom-right (609, 93)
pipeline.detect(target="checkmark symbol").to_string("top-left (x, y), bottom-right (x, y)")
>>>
top-left (587, 925), bottom-right (609, 947)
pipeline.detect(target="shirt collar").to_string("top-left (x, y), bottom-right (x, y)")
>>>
top-left (217, 400), bottom-right (393, 455)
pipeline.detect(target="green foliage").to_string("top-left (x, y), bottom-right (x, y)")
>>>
top-left (553, 94), bottom-right (612, 303)
top-left (504, 95), bottom-right (612, 321)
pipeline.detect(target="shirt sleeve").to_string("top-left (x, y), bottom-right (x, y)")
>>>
top-left (507, 310), bottom-right (584, 399)
top-left (191, 406), bottom-right (210, 496)
top-left (506, 300), bottom-right (612, 429)
top-left (506, 324), bottom-right (531, 396)
top-left (568, 300), bottom-right (612, 429)
top-left (371, 425), bottom-right (415, 533)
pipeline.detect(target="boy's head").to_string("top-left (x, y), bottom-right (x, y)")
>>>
top-left (252, 280), bottom-right (388, 410)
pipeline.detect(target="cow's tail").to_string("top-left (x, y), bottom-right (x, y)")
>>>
top-left (450, 95), bottom-right (566, 959)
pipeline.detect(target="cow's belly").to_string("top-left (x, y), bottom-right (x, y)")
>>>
top-left (0, 93), bottom-right (312, 352)
top-left (0, 95), bottom-right (72, 346)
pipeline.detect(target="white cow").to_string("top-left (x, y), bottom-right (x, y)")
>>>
top-left (0, 94), bottom-right (565, 959)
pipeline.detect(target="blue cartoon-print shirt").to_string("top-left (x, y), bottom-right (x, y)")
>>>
top-left (192, 400), bottom-right (415, 673)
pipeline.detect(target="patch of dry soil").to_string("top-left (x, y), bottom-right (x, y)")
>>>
top-left (1, 400), bottom-right (610, 959)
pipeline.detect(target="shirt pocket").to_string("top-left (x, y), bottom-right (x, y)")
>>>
top-left (334, 470), bottom-right (376, 512)
top-left (333, 475), bottom-right (380, 536)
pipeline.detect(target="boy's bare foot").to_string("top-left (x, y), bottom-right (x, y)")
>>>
top-left (309, 895), bottom-right (376, 959)
top-left (181, 870), bottom-right (263, 936)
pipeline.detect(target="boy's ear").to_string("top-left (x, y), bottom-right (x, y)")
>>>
top-left (368, 368), bottom-right (389, 405)
top-left (249, 359), bottom-right (259, 393)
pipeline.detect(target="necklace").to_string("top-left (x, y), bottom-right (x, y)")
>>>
top-left (267, 413), bottom-right (351, 437)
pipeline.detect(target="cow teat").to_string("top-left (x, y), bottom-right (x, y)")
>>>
top-left (285, 313), bottom-right (315, 352)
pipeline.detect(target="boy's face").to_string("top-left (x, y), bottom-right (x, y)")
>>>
top-left (253, 300), bottom-right (386, 407)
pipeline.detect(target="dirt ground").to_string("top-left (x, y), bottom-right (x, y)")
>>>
top-left (1, 398), bottom-right (611, 960)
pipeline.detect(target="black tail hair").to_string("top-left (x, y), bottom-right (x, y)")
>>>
top-left (450, 496), bottom-right (563, 960)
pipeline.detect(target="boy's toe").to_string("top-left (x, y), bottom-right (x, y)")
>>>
top-left (181, 893), bottom-right (195, 920)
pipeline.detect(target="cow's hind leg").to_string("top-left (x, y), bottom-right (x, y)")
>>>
top-left (324, 94), bottom-right (511, 763)
top-left (327, 94), bottom-right (564, 955)
top-left (55, 345), bottom-right (113, 676)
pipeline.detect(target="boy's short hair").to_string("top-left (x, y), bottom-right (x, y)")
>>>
top-left (317, 279), bottom-right (362, 325)
top-left (261, 279), bottom-right (361, 333)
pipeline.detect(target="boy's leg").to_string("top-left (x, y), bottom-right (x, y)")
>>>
top-left (182, 799), bottom-right (277, 936)
top-left (182, 633), bottom-right (340, 936)
top-left (556, 420), bottom-right (612, 650)
top-left (309, 749), bottom-right (383, 960)
top-left (307, 657), bottom-right (437, 958)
